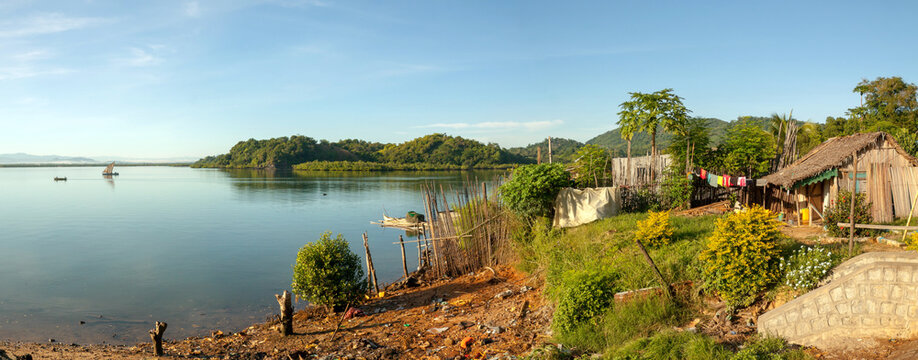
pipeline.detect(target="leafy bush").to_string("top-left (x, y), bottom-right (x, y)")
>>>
top-left (780, 246), bottom-right (841, 291)
top-left (635, 211), bottom-right (674, 247)
top-left (610, 330), bottom-right (731, 360)
top-left (552, 268), bottom-right (620, 335)
top-left (570, 144), bottom-right (612, 188)
top-left (700, 206), bottom-right (783, 308)
top-left (659, 168), bottom-right (692, 210)
top-left (501, 163), bottom-right (572, 219)
top-left (824, 189), bottom-right (872, 237)
top-left (292, 232), bottom-right (366, 311)
top-left (620, 187), bottom-right (659, 213)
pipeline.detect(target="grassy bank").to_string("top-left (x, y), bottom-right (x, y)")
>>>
top-left (517, 212), bottom-right (816, 359)
top-left (293, 160), bottom-right (520, 171)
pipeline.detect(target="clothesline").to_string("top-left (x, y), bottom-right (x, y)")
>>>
top-left (690, 168), bottom-right (753, 188)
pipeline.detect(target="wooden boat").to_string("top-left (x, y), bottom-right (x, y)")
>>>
top-left (54, 177), bottom-right (67, 181)
top-left (371, 214), bottom-right (426, 231)
top-left (102, 161), bottom-right (119, 176)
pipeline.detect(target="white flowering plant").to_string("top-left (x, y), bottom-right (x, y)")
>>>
top-left (779, 246), bottom-right (841, 291)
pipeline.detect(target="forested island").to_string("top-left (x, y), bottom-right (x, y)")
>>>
top-left (192, 133), bottom-right (532, 170)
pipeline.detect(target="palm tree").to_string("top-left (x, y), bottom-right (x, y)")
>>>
top-left (619, 89), bottom-right (690, 183)
top-left (617, 107), bottom-right (639, 186)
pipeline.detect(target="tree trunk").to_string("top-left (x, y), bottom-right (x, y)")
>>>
top-left (626, 139), bottom-right (632, 186)
top-left (275, 290), bottom-right (293, 336)
top-left (650, 129), bottom-right (657, 184)
top-left (149, 321), bottom-right (167, 357)
top-left (685, 139), bottom-right (691, 174)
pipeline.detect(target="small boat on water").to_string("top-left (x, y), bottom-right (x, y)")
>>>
top-left (54, 177), bottom-right (67, 181)
top-left (102, 161), bottom-right (119, 176)
top-left (372, 213), bottom-right (427, 231)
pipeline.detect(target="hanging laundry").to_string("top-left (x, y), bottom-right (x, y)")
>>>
top-left (738, 177), bottom-right (747, 186)
top-left (723, 175), bottom-right (732, 187)
top-left (708, 175), bottom-right (719, 187)
top-left (700, 169), bottom-right (707, 180)
top-left (729, 176), bottom-right (738, 187)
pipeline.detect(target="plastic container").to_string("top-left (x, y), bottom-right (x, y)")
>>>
top-left (800, 208), bottom-right (809, 223)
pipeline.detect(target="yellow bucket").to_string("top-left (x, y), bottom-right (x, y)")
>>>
top-left (799, 208), bottom-right (809, 223)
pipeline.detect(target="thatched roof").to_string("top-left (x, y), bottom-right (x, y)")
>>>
top-left (762, 132), bottom-right (918, 188)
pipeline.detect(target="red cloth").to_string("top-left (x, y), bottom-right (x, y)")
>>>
top-left (738, 177), bottom-right (747, 186)
top-left (700, 169), bottom-right (707, 179)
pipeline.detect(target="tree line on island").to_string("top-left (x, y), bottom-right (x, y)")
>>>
top-left (193, 76), bottom-right (918, 176)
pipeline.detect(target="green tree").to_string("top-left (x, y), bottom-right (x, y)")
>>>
top-left (618, 89), bottom-right (690, 181)
top-left (849, 76), bottom-right (918, 131)
top-left (617, 107), bottom-right (640, 186)
top-left (722, 120), bottom-right (776, 177)
top-left (570, 144), bottom-right (611, 188)
top-left (666, 117), bottom-right (710, 171)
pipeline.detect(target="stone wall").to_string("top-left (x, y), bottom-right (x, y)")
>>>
top-left (759, 251), bottom-right (918, 348)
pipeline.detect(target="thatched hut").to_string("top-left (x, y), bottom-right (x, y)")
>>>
top-left (760, 132), bottom-right (918, 224)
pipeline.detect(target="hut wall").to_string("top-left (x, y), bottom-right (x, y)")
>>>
top-left (765, 137), bottom-right (918, 223)
top-left (609, 154), bottom-right (671, 187)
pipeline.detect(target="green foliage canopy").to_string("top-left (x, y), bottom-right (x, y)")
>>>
top-left (500, 163), bottom-right (572, 220)
top-left (569, 144), bottom-right (612, 188)
top-left (292, 232), bottom-right (367, 310)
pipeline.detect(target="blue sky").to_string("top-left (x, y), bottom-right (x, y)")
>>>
top-left (1, 1), bottom-right (916, 159)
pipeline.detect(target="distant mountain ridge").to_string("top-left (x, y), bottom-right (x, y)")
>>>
top-left (585, 116), bottom-right (771, 156)
top-left (0, 153), bottom-right (97, 164)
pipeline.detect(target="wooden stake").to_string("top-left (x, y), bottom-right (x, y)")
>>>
top-left (363, 232), bottom-right (379, 294)
top-left (548, 136), bottom-right (553, 164)
top-left (849, 153), bottom-right (858, 256)
top-left (635, 240), bottom-right (672, 299)
top-left (399, 235), bottom-right (408, 278)
top-left (275, 290), bottom-right (293, 336)
top-left (416, 232), bottom-right (423, 271)
top-left (149, 321), bottom-right (167, 357)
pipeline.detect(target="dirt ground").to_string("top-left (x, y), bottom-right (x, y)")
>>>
top-left (0, 266), bottom-right (550, 360)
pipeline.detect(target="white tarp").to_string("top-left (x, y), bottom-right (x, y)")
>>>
top-left (552, 187), bottom-right (621, 228)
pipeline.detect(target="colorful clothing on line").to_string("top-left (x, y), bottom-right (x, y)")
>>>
top-left (700, 169), bottom-right (707, 179)
top-left (708, 175), bottom-right (719, 187)
top-left (738, 177), bottom-right (747, 186)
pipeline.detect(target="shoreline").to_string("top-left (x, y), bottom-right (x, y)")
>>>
top-left (0, 266), bottom-right (548, 359)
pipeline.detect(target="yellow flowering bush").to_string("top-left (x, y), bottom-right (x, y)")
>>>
top-left (635, 210), bottom-right (674, 247)
top-left (700, 206), bottom-right (782, 308)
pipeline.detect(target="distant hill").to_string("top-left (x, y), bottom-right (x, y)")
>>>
top-left (506, 138), bottom-right (584, 163)
top-left (0, 153), bottom-right (97, 164)
top-left (586, 116), bottom-right (771, 156)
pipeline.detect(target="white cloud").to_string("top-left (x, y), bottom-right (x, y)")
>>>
top-left (124, 47), bottom-right (163, 67)
top-left (0, 66), bottom-right (71, 80)
top-left (416, 120), bottom-right (564, 131)
top-left (0, 13), bottom-right (106, 38)
top-left (12, 50), bottom-right (52, 62)
top-left (184, 1), bottom-right (201, 17)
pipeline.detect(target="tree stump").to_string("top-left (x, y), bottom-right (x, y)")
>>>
top-left (275, 290), bottom-right (293, 336)
top-left (149, 321), bottom-right (167, 357)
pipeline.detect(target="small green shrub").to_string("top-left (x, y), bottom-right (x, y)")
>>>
top-left (701, 206), bottom-right (783, 308)
top-left (292, 232), bottom-right (366, 310)
top-left (501, 163), bottom-right (573, 219)
top-left (733, 336), bottom-right (811, 360)
top-left (780, 246), bottom-right (841, 291)
top-left (620, 187), bottom-right (659, 213)
top-left (552, 268), bottom-right (620, 335)
top-left (609, 330), bottom-right (731, 360)
top-left (635, 210), bottom-right (674, 247)
top-left (824, 190), bottom-right (872, 237)
top-left (659, 167), bottom-right (692, 210)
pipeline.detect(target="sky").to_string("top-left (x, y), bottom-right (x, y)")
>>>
top-left (1, 1), bottom-right (917, 159)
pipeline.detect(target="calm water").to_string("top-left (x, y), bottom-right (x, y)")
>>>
top-left (0, 166), bottom-right (504, 344)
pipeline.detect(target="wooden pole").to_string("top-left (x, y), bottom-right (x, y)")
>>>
top-left (903, 188), bottom-right (918, 243)
top-left (849, 153), bottom-right (858, 256)
top-left (417, 231), bottom-right (423, 271)
top-left (548, 136), bottom-right (553, 164)
top-left (537, 146), bottom-right (541, 164)
top-left (275, 290), bottom-right (293, 336)
top-left (399, 235), bottom-right (409, 278)
top-left (149, 321), bottom-right (167, 357)
top-left (635, 240), bottom-right (672, 299)
top-left (363, 232), bottom-right (379, 294)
